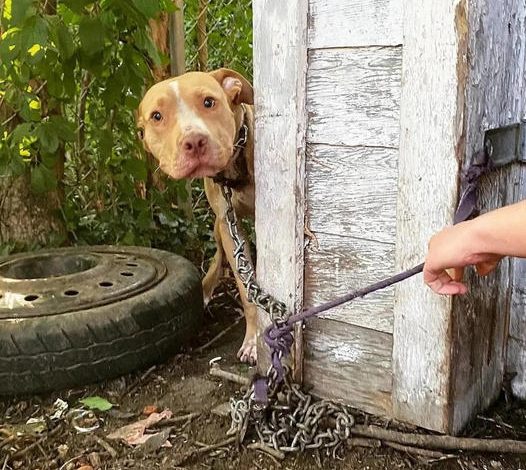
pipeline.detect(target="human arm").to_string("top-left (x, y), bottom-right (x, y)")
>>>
top-left (424, 200), bottom-right (526, 295)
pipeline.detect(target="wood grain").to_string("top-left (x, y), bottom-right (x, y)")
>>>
top-left (392, 0), bottom-right (467, 434)
top-left (304, 318), bottom-right (393, 417)
top-left (305, 231), bottom-right (394, 333)
top-left (307, 47), bottom-right (402, 148)
top-left (253, 0), bottom-right (308, 379)
top-left (306, 144), bottom-right (398, 244)
top-left (308, 0), bottom-right (402, 49)
top-left (451, 0), bottom-right (526, 431)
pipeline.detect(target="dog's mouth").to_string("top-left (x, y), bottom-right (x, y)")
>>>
top-left (164, 149), bottom-right (232, 179)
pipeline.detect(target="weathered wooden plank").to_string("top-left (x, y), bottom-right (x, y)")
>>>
top-left (305, 231), bottom-right (394, 333)
top-left (253, 0), bottom-right (308, 379)
top-left (508, 161), bottom-right (526, 398)
top-left (304, 318), bottom-right (393, 417)
top-left (505, 49), bottom-right (526, 400)
top-left (392, 0), bottom-right (467, 434)
top-left (451, 0), bottom-right (526, 431)
top-left (306, 144), bottom-right (398, 244)
top-left (308, 0), bottom-right (402, 49)
top-left (307, 47), bottom-right (402, 148)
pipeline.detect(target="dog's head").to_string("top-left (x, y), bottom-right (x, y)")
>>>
top-left (137, 68), bottom-right (253, 179)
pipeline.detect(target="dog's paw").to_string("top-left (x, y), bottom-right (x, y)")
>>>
top-left (237, 337), bottom-right (257, 365)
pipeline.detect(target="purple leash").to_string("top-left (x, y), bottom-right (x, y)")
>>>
top-left (255, 149), bottom-right (492, 404)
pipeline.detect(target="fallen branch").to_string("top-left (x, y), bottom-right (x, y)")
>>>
top-left (174, 436), bottom-right (237, 466)
top-left (346, 437), bottom-right (381, 449)
top-left (209, 364), bottom-right (251, 386)
top-left (195, 316), bottom-right (243, 354)
top-left (383, 441), bottom-right (454, 460)
top-left (92, 435), bottom-right (118, 459)
top-left (352, 424), bottom-right (526, 454)
top-left (121, 365), bottom-right (156, 398)
top-left (247, 442), bottom-right (286, 460)
top-left (152, 412), bottom-right (200, 427)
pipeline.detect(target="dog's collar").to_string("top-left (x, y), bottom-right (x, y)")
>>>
top-left (212, 105), bottom-right (250, 189)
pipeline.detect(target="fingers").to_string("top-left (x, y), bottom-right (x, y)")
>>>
top-left (424, 267), bottom-right (468, 295)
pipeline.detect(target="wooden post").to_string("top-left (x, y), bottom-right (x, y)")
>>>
top-left (449, 0), bottom-right (526, 429)
top-left (196, 0), bottom-right (208, 71)
top-left (393, 0), bottom-right (526, 434)
top-left (253, 0), bottom-right (308, 379)
top-left (168, 0), bottom-right (193, 219)
top-left (169, 0), bottom-right (185, 76)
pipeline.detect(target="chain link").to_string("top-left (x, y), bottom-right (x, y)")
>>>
top-left (220, 185), bottom-right (355, 456)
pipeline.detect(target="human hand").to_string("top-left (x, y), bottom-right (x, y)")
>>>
top-left (423, 223), bottom-right (503, 295)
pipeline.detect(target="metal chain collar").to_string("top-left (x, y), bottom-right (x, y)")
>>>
top-left (220, 184), bottom-right (356, 455)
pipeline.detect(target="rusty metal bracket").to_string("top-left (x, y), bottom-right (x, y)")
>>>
top-left (484, 121), bottom-right (526, 167)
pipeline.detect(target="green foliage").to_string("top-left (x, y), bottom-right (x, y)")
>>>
top-left (79, 395), bottom-right (113, 411)
top-left (185, 0), bottom-right (253, 79)
top-left (0, 0), bottom-right (252, 264)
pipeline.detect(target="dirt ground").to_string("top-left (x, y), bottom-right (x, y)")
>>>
top-left (2, 284), bottom-right (526, 470)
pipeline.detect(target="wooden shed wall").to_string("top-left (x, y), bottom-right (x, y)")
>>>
top-left (303, 0), bottom-right (402, 417)
top-left (254, 0), bottom-right (526, 434)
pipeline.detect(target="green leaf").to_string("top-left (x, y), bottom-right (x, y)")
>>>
top-left (49, 116), bottom-right (76, 142)
top-left (79, 396), bottom-right (113, 412)
top-left (36, 122), bottom-right (59, 153)
top-left (131, 0), bottom-right (162, 19)
top-left (18, 17), bottom-right (48, 56)
top-left (10, 123), bottom-right (33, 144)
top-left (11, 0), bottom-right (36, 24)
top-left (56, 22), bottom-right (75, 59)
top-left (78, 17), bottom-right (105, 55)
top-left (124, 158), bottom-right (147, 181)
top-left (30, 165), bottom-right (56, 193)
top-left (62, 0), bottom-right (95, 15)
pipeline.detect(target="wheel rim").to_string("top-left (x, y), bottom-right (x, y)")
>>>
top-left (0, 247), bottom-right (167, 319)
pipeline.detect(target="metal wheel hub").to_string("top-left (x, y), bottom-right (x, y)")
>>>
top-left (0, 247), bottom-right (167, 319)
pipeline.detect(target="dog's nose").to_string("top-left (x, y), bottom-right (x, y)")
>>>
top-left (182, 133), bottom-right (208, 155)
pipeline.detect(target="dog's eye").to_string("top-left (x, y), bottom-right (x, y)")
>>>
top-left (203, 97), bottom-right (215, 109)
top-left (137, 128), bottom-right (144, 140)
top-left (151, 111), bottom-right (162, 122)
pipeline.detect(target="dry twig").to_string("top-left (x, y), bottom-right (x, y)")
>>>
top-left (10, 423), bottom-right (63, 459)
top-left (92, 435), bottom-right (118, 459)
top-left (121, 365), bottom-right (157, 398)
top-left (247, 442), bottom-right (286, 460)
top-left (352, 424), bottom-right (526, 454)
top-left (209, 364), bottom-right (251, 386)
top-left (384, 441), bottom-right (454, 460)
top-left (194, 316), bottom-right (243, 354)
top-left (174, 436), bottom-right (237, 466)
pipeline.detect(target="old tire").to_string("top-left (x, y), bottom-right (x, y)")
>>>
top-left (0, 246), bottom-right (203, 395)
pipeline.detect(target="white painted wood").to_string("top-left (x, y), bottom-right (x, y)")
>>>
top-left (305, 231), bottom-right (394, 333)
top-left (392, 0), bottom-right (466, 434)
top-left (306, 144), bottom-right (398, 244)
top-left (505, 28), bottom-right (526, 400)
top-left (394, 0), bottom-right (526, 434)
top-left (307, 47), bottom-right (402, 148)
top-left (253, 0), bottom-right (308, 378)
top-left (304, 318), bottom-right (393, 416)
top-left (308, 0), bottom-right (402, 49)
top-left (451, 0), bottom-right (526, 430)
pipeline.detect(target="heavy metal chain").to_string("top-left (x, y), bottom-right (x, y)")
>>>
top-left (220, 185), bottom-right (288, 324)
top-left (220, 185), bottom-right (356, 455)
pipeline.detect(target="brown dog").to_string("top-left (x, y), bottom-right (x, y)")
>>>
top-left (137, 69), bottom-right (257, 364)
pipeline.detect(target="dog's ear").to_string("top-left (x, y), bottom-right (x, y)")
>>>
top-left (209, 68), bottom-right (254, 105)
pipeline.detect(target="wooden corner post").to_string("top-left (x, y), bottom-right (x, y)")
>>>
top-left (394, 0), bottom-right (526, 434)
top-left (253, 0), bottom-right (308, 378)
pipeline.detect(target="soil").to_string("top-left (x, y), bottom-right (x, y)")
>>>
top-left (2, 282), bottom-right (526, 470)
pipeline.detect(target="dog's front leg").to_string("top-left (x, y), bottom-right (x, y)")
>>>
top-left (217, 218), bottom-right (258, 365)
